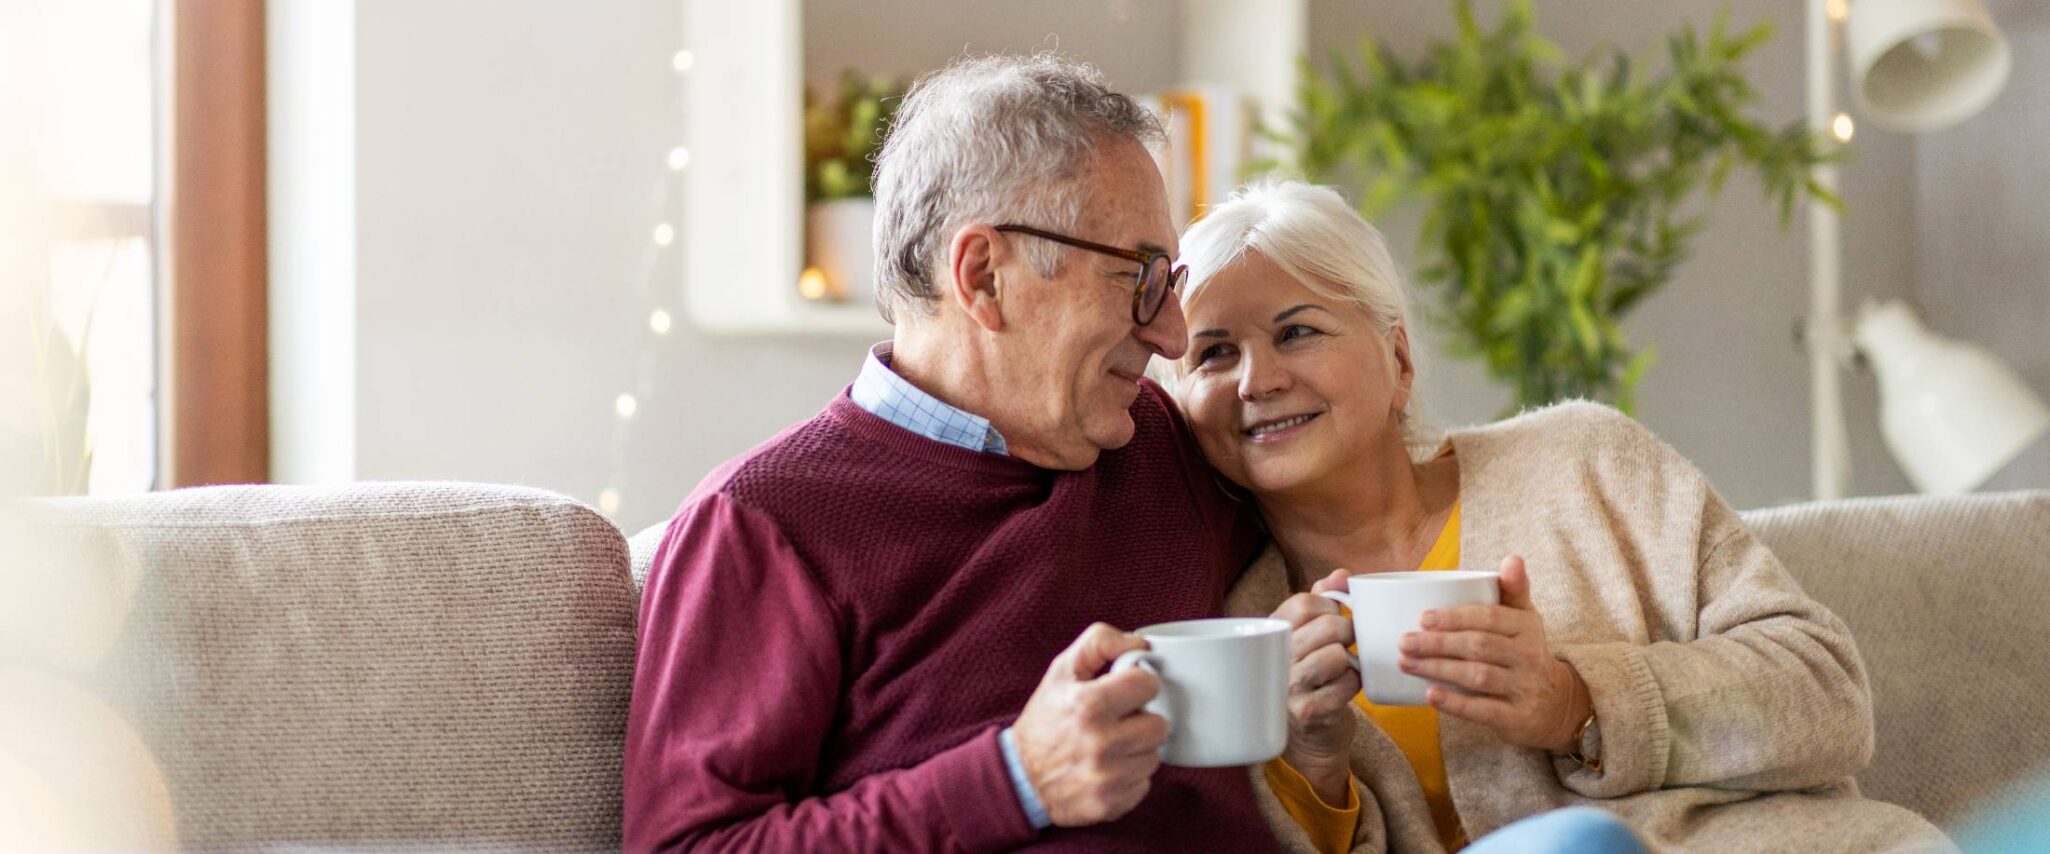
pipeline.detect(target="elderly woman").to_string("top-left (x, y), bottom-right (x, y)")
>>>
top-left (1171, 180), bottom-right (1952, 853)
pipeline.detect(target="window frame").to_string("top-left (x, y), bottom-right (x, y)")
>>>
top-left (166, 0), bottom-right (269, 487)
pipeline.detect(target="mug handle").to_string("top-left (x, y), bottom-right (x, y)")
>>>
top-left (1316, 591), bottom-right (1364, 672)
top-left (1110, 650), bottom-right (1173, 739)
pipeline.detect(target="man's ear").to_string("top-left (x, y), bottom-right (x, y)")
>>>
top-left (946, 224), bottom-right (1007, 333)
top-left (1388, 323), bottom-right (1416, 413)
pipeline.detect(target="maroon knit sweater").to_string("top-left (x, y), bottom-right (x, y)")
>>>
top-left (624, 381), bottom-right (1271, 851)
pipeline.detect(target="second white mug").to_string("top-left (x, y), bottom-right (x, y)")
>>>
top-left (1319, 570), bottom-right (1501, 706)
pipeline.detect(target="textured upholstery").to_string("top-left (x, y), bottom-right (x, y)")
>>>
top-left (27, 483), bottom-right (637, 850)
top-left (628, 519), bottom-right (669, 596)
top-left (631, 493), bottom-right (2050, 830)
top-left (1743, 491), bottom-right (2050, 826)
top-left (17, 483), bottom-right (2042, 848)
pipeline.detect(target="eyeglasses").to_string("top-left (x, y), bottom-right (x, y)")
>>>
top-left (993, 224), bottom-right (1187, 326)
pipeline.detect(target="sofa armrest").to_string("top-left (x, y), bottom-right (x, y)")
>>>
top-left (17, 482), bottom-right (637, 850)
top-left (1742, 490), bottom-right (2050, 826)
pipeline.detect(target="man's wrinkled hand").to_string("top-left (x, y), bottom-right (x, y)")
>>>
top-left (1012, 623), bottom-right (1172, 827)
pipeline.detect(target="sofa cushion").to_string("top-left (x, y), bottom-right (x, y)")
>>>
top-left (1742, 490), bottom-right (2050, 827)
top-left (25, 482), bottom-right (636, 850)
top-left (628, 520), bottom-right (669, 596)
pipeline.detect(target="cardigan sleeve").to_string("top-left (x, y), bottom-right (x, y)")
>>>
top-left (621, 494), bottom-right (1037, 852)
top-left (1551, 444), bottom-right (1875, 799)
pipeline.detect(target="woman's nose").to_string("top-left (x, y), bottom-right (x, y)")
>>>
top-left (1238, 347), bottom-right (1290, 401)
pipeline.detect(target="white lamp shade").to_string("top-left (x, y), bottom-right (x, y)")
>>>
top-left (1846, 0), bottom-right (2011, 132)
top-left (1855, 301), bottom-right (2050, 495)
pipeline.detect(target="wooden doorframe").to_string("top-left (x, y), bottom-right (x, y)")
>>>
top-left (167, 0), bottom-right (269, 487)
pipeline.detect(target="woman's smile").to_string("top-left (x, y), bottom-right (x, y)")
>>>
top-left (1242, 410), bottom-right (1325, 444)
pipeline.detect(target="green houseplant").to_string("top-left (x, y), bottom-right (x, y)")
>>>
top-left (803, 72), bottom-right (902, 204)
top-left (1278, 0), bottom-right (1836, 413)
top-left (800, 72), bottom-right (905, 303)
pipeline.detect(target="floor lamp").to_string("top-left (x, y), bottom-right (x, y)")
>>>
top-left (1804, 0), bottom-right (2045, 498)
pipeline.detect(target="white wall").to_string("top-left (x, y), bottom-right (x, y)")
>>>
top-left (1307, 0), bottom-right (1926, 506)
top-left (269, 0), bottom-right (357, 486)
top-left (803, 0), bottom-right (1183, 93)
top-left (354, 0), bottom-right (868, 533)
top-left (1912, 0), bottom-right (2050, 490)
top-left (329, 0), bottom-right (2041, 535)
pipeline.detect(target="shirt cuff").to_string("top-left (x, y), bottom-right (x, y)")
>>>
top-left (999, 726), bottom-right (1053, 831)
top-left (1263, 756), bottom-right (1361, 854)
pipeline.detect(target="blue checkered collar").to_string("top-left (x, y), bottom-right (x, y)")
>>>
top-left (850, 342), bottom-right (1009, 455)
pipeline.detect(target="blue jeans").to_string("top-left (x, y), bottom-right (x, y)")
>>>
top-left (1953, 769), bottom-right (2050, 854)
top-left (1465, 806), bottom-right (1645, 854)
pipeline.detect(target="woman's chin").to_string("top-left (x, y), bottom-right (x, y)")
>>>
top-left (1240, 453), bottom-right (1326, 496)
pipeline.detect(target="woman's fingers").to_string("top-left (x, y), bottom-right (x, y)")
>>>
top-left (1291, 641), bottom-right (1357, 696)
top-left (1291, 668), bottom-right (1361, 715)
top-left (1290, 613), bottom-right (1354, 661)
top-left (1310, 568), bottom-right (1353, 594)
top-left (1496, 554), bottom-right (1534, 611)
top-left (1424, 685), bottom-right (1519, 729)
top-left (1271, 591), bottom-right (1341, 629)
top-left (1400, 629), bottom-right (1517, 666)
top-left (1422, 603), bottom-right (1532, 635)
top-left (1400, 654), bottom-right (1511, 697)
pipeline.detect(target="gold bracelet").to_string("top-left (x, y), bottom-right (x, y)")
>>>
top-left (1565, 711), bottom-right (1601, 772)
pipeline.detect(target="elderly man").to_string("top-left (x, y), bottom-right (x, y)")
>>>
top-left (622, 54), bottom-right (1270, 850)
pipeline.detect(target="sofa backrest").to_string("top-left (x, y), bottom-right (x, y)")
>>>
top-left (22, 483), bottom-right (2037, 847)
top-left (1743, 490), bottom-right (2050, 827)
top-left (630, 493), bottom-right (2050, 827)
top-left (23, 483), bottom-right (637, 851)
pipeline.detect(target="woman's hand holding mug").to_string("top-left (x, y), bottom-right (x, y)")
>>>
top-left (1268, 569), bottom-right (1361, 805)
top-left (1399, 555), bottom-right (1593, 753)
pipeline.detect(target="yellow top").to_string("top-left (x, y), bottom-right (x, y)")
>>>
top-left (1263, 501), bottom-right (1467, 853)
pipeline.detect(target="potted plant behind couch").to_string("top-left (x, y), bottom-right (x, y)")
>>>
top-left (802, 71), bottom-right (904, 306)
top-left (1275, 0), bottom-right (1837, 414)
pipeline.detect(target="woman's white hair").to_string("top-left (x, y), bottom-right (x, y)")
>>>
top-left (1178, 178), bottom-right (1410, 337)
top-left (871, 53), bottom-right (1164, 323)
top-left (1175, 179), bottom-right (1431, 449)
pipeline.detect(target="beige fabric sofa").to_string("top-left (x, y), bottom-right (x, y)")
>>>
top-left (13, 483), bottom-right (2047, 849)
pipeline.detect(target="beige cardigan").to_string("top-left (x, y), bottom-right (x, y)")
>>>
top-left (1228, 402), bottom-right (1955, 853)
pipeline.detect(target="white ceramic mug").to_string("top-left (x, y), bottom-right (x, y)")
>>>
top-left (1109, 617), bottom-right (1289, 768)
top-left (1318, 570), bottom-right (1501, 706)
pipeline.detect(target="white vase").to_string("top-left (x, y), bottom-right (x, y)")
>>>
top-left (806, 198), bottom-right (876, 304)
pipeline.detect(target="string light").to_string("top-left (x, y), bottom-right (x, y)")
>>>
top-left (1826, 0), bottom-right (1848, 24)
top-left (599, 39), bottom-right (694, 519)
top-left (1831, 112), bottom-right (1855, 143)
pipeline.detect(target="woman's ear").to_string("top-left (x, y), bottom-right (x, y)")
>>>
top-left (1388, 323), bottom-right (1415, 413)
top-left (946, 224), bottom-right (1007, 332)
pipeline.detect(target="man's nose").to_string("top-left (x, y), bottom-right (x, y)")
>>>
top-left (1136, 296), bottom-right (1189, 360)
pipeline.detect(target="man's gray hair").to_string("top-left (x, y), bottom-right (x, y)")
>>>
top-left (870, 53), bottom-right (1165, 322)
